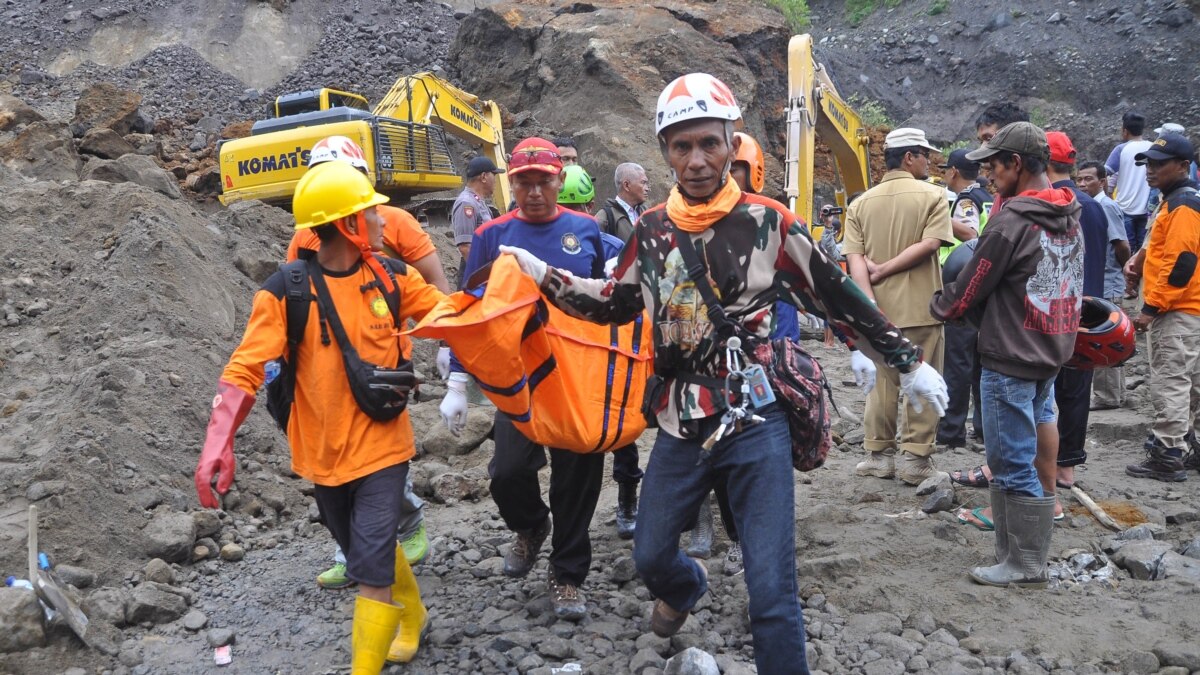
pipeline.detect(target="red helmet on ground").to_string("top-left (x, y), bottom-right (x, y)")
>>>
top-left (1066, 297), bottom-right (1135, 370)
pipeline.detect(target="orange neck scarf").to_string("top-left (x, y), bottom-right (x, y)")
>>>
top-left (666, 177), bottom-right (742, 232)
top-left (336, 212), bottom-right (395, 293)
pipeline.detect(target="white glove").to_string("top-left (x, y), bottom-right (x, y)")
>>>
top-left (498, 245), bottom-right (548, 285)
top-left (436, 346), bottom-right (451, 380)
top-left (439, 372), bottom-right (470, 435)
top-left (900, 362), bottom-right (948, 417)
top-left (849, 350), bottom-right (877, 395)
top-left (604, 257), bottom-right (618, 278)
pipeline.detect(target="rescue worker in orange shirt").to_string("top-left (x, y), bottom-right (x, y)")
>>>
top-left (285, 136), bottom-right (449, 588)
top-left (194, 161), bottom-right (446, 672)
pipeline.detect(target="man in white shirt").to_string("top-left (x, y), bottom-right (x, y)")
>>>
top-left (1104, 112), bottom-right (1154, 250)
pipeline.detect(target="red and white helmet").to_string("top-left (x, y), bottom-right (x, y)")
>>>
top-left (655, 73), bottom-right (742, 138)
top-left (308, 135), bottom-right (369, 171)
top-left (1065, 297), bottom-right (1136, 370)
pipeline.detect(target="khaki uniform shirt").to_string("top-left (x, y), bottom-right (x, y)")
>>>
top-left (842, 170), bottom-right (954, 328)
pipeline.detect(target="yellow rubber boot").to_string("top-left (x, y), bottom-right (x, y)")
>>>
top-left (352, 595), bottom-right (402, 675)
top-left (387, 546), bottom-right (429, 663)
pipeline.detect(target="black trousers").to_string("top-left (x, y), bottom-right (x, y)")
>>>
top-left (1056, 367), bottom-right (1094, 467)
top-left (313, 463), bottom-right (407, 587)
top-left (937, 322), bottom-right (982, 446)
top-left (612, 444), bottom-right (643, 484)
top-left (489, 411), bottom-right (604, 586)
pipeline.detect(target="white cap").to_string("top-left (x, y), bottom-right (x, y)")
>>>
top-left (1155, 122), bottom-right (1185, 136)
top-left (884, 127), bottom-right (939, 152)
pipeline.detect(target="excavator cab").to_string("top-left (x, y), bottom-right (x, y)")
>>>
top-left (274, 89), bottom-right (370, 117)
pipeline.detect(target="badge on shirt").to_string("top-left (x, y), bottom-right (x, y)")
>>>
top-left (961, 203), bottom-right (976, 218)
top-left (561, 233), bottom-right (581, 255)
top-left (370, 295), bottom-right (390, 319)
top-left (464, 206), bottom-right (474, 219)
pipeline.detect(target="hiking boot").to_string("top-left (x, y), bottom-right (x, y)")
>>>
top-left (399, 522), bottom-right (430, 566)
top-left (649, 558), bottom-right (707, 637)
top-left (723, 541), bottom-right (743, 576)
top-left (547, 571), bottom-right (587, 622)
top-left (316, 561), bottom-right (355, 590)
top-left (615, 482), bottom-right (638, 540)
top-left (685, 494), bottom-right (714, 559)
top-left (1126, 442), bottom-right (1188, 482)
top-left (1185, 432), bottom-right (1200, 473)
top-left (503, 516), bottom-right (551, 578)
top-left (896, 451), bottom-right (939, 486)
top-left (969, 491), bottom-right (1054, 589)
top-left (855, 450), bottom-right (895, 478)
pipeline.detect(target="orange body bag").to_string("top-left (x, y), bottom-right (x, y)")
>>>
top-left (408, 255), bottom-right (652, 453)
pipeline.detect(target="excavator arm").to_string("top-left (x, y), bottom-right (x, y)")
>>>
top-left (374, 73), bottom-right (511, 210)
top-left (784, 34), bottom-right (871, 239)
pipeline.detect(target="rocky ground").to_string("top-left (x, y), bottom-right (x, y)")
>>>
top-left (1, 0), bottom-right (1199, 673)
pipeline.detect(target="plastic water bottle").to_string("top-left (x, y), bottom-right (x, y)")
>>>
top-left (5, 576), bottom-right (33, 590)
top-left (264, 360), bottom-right (282, 385)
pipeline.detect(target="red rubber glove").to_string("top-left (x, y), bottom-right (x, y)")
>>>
top-left (194, 380), bottom-right (256, 509)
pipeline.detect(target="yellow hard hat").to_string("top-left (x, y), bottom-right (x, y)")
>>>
top-left (292, 160), bottom-right (389, 230)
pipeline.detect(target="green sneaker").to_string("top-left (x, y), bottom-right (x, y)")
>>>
top-left (400, 523), bottom-right (430, 565)
top-left (316, 561), bottom-right (355, 589)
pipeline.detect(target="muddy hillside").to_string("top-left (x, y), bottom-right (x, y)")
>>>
top-left (0, 0), bottom-right (1198, 674)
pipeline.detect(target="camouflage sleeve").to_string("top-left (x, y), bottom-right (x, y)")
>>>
top-left (541, 234), bottom-right (645, 325)
top-left (774, 213), bottom-right (922, 372)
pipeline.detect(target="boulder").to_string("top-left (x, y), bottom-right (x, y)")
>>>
top-left (1111, 540), bottom-right (1173, 580)
top-left (83, 154), bottom-right (183, 199)
top-left (123, 133), bottom-right (162, 157)
top-left (125, 584), bottom-right (187, 624)
top-left (0, 121), bottom-right (83, 181)
top-left (664, 647), bottom-right (720, 675)
top-left (71, 82), bottom-right (143, 137)
top-left (185, 166), bottom-right (222, 194)
top-left (83, 587), bottom-right (129, 626)
top-left (421, 407), bottom-right (494, 457)
top-left (192, 510), bottom-right (223, 539)
top-left (141, 511), bottom-right (197, 563)
top-left (54, 564), bottom-right (97, 589)
top-left (450, 2), bottom-right (789, 205)
top-left (0, 94), bottom-right (45, 131)
top-left (1157, 552), bottom-right (1200, 586)
top-left (143, 558), bottom-right (176, 585)
top-left (0, 588), bottom-right (45, 652)
top-left (79, 127), bottom-right (136, 159)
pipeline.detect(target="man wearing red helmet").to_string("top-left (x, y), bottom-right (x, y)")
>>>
top-left (440, 136), bottom-right (608, 621)
top-left (498, 73), bottom-right (946, 674)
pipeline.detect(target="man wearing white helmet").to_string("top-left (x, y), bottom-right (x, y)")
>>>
top-left (498, 72), bottom-right (947, 674)
top-left (286, 135), bottom-right (451, 592)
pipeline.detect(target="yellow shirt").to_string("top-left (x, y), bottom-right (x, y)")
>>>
top-left (842, 170), bottom-right (954, 328)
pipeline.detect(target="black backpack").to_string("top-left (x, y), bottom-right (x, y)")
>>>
top-left (265, 254), bottom-right (407, 430)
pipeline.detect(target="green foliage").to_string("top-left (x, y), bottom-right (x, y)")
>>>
top-left (766, 0), bottom-right (811, 30)
top-left (927, 0), bottom-right (948, 16)
top-left (1030, 107), bottom-right (1049, 128)
top-left (941, 139), bottom-right (973, 154)
top-left (846, 0), bottom-right (906, 25)
top-left (848, 94), bottom-right (893, 128)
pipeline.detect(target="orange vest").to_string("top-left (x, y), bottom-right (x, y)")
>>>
top-left (408, 255), bottom-right (652, 453)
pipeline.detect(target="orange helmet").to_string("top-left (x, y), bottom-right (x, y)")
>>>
top-left (1066, 297), bottom-right (1136, 370)
top-left (732, 132), bottom-right (765, 194)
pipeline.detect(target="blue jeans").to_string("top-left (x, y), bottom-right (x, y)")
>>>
top-left (1124, 213), bottom-right (1148, 252)
top-left (980, 368), bottom-right (1055, 497)
top-left (634, 406), bottom-right (808, 675)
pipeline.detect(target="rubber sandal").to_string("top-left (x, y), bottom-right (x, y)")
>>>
top-left (955, 507), bottom-right (995, 531)
top-left (949, 465), bottom-right (990, 488)
top-left (1055, 479), bottom-right (1074, 490)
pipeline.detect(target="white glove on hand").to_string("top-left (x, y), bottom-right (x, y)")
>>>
top-left (604, 257), bottom-right (618, 278)
top-left (439, 372), bottom-right (470, 435)
top-left (849, 350), bottom-right (877, 395)
top-left (900, 362), bottom-right (949, 417)
top-left (436, 346), bottom-right (452, 380)
top-left (498, 245), bottom-right (548, 285)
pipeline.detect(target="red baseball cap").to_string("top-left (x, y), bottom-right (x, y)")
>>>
top-left (508, 137), bottom-right (564, 176)
top-left (1046, 131), bottom-right (1076, 165)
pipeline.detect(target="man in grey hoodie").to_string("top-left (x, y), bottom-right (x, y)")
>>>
top-left (930, 122), bottom-right (1084, 588)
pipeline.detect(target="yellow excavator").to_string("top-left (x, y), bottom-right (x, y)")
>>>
top-left (783, 34), bottom-right (872, 240)
top-left (218, 73), bottom-right (511, 210)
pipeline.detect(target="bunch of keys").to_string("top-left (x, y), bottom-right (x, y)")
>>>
top-left (700, 336), bottom-right (773, 460)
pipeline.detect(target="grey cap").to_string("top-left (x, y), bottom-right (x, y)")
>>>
top-left (965, 122), bottom-right (1049, 162)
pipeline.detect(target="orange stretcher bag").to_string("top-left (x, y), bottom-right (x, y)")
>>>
top-left (407, 254), bottom-right (652, 453)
